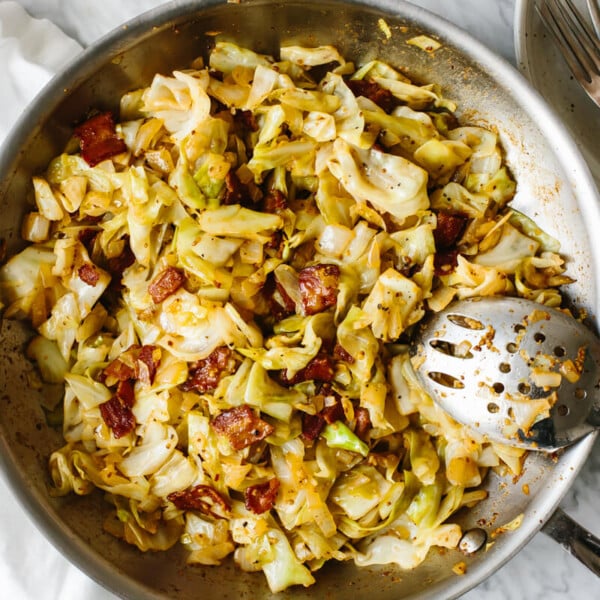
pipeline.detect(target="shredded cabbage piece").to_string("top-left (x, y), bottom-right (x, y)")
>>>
top-left (0, 42), bottom-right (573, 593)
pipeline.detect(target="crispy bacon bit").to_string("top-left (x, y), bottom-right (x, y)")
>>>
top-left (211, 404), bottom-right (274, 451)
top-left (74, 112), bottom-right (127, 167)
top-left (262, 189), bottom-right (288, 213)
top-left (298, 264), bottom-right (340, 315)
top-left (434, 248), bottom-right (460, 276)
top-left (78, 263), bottom-right (100, 286)
top-left (137, 345), bottom-right (161, 385)
top-left (107, 238), bottom-right (136, 278)
top-left (346, 79), bottom-right (397, 113)
top-left (181, 347), bottom-right (236, 393)
top-left (354, 406), bottom-right (372, 440)
top-left (115, 379), bottom-right (135, 407)
top-left (100, 396), bottom-right (135, 438)
top-left (103, 344), bottom-right (161, 386)
top-left (301, 413), bottom-right (326, 441)
top-left (148, 266), bottom-right (185, 304)
top-left (168, 485), bottom-right (231, 519)
top-left (433, 212), bottom-right (467, 276)
top-left (333, 342), bottom-right (355, 364)
top-left (78, 228), bottom-right (99, 254)
top-left (234, 109), bottom-right (259, 133)
top-left (104, 350), bottom-right (138, 383)
top-left (245, 478), bottom-right (280, 514)
top-left (301, 387), bottom-right (344, 441)
top-left (434, 212), bottom-right (467, 249)
top-left (222, 171), bottom-right (250, 206)
top-left (263, 274), bottom-right (294, 320)
top-left (321, 397), bottom-right (345, 424)
top-left (281, 353), bottom-right (335, 385)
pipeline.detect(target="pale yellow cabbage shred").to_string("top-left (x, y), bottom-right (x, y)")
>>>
top-left (0, 42), bottom-right (572, 593)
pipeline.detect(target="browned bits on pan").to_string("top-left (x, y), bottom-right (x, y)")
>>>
top-left (148, 266), bottom-right (186, 304)
top-left (73, 112), bottom-right (128, 167)
top-left (168, 484), bottom-right (231, 519)
top-left (298, 263), bottom-right (340, 315)
top-left (211, 404), bottom-right (274, 451)
top-left (244, 478), bottom-right (280, 514)
top-left (181, 346), bottom-right (237, 393)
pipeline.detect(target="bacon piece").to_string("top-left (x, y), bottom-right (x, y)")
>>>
top-left (263, 274), bottom-right (295, 320)
top-left (434, 212), bottom-right (467, 249)
top-left (74, 112), bottom-right (127, 167)
top-left (280, 353), bottom-right (335, 385)
top-left (262, 190), bottom-right (288, 213)
top-left (103, 349), bottom-right (139, 383)
top-left (103, 344), bottom-right (161, 386)
top-left (115, 379), bottom-right (135, 407)
top-left (298, 264), bottom-right (340, 315)
top-left (222, 171), bottom-right (250, 206)
top-left (148, 266), bottom-right (185, 304)
top-left (137, 345), bottom-right (161, 385)
top-left (168, 485), bottom-right (231, 519)
top-left (346, 79), bottom-right (397, 113)
top-left (211, 404), bottom-right (274, 451)
top-left (78, 263), bottom-right (100, 286)
top-left (333, 342), bottom-right (355, 364)
top-left (78, 228), bottom-right (99, 255)
top-left (234, 109), bottom-right (259, 133)
top-left (100, 396), bottom-right (135, 438)
top-left (301, 413), bottom-right (326, 441)
top-left (434, 248), bottom-right (460, 276)
top-left (354, 406), bottom-right (372, 440)
top-left (181, 347), bottom-right (236, 393)
top-left (321, 398), bottom-right (345, 424)
top-left (245, 478), bottom-right (280, 514)
top-left (106, 238), bottom-right (136, 278)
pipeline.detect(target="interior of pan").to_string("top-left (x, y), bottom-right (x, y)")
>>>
top-left (1, 1), bottom-right (599, 599)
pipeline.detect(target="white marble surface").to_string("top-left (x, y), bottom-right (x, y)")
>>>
top-left (0, 0), bottom-right (599, 599)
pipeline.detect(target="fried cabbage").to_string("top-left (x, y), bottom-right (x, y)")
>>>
top-left (0, 41), bottom-right (571, 593)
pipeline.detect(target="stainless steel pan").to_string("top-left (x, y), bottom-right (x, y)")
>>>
top-left (0, 1), bottom-right (599, 597)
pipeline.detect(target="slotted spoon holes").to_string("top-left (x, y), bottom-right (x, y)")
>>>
top-left (446, 313), bottom-right (485, 331)
top-left (428, 339), bottom-right (474, 359)
top-left (426, 371), bottom-right (465, 389)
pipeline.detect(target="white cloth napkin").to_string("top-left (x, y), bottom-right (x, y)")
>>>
top-left (0, 1), bottom-right (82, 143)
top-left (0, 4), bottom-right (115, 598)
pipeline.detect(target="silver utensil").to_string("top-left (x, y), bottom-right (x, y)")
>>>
top-left (587, 0), bottom-right (600, 35)
top-left (537, 0), bottom-right (600, 108)
top-left (411, 296), bottom-right (600, 451)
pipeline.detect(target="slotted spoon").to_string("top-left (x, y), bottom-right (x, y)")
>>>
top-left (411, 296), bottom-right (600, 451)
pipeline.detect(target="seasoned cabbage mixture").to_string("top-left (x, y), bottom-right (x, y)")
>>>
top-left (0, 43), bottom-right (572, 592)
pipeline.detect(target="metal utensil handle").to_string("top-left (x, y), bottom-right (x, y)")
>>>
top-left (586, 0), bottom-right (600, 36)
top-left (542, 507), bottom-right (600, 575)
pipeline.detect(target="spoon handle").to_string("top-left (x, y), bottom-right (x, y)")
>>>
top-left (542, 506), bottom-right (600, 576)
top-left (588, 0), bottom-right (600, 36)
